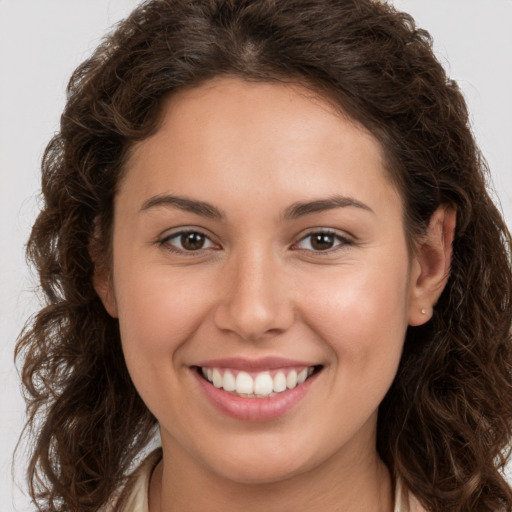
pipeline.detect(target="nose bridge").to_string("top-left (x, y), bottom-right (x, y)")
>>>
top-left (213, 243), bottom-right (293, 340)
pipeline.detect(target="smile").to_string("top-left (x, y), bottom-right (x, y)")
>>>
top-left (193, 358), bottom-right (322, 421)
top-left (200, 366), bottom-right (316, 398)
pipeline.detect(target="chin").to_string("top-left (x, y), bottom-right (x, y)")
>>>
top-left (213, 461), bottom-right (303, 486)
top-left (201, 441), bottom-right (316, 485)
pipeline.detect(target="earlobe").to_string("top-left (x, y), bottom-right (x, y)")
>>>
top-left (93, 268), bottom-right (118, 318)
top-left (90, 236), bottom-right (118, 318)
top-left (408, 205), bottom-right (456, 326)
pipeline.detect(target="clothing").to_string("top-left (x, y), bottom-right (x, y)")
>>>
top-left (114, 450), bottom-right (162, 511)
top-left (394, 477), bottom-right (427, 512)
top-left (116, 450), bottom-right (426, 512)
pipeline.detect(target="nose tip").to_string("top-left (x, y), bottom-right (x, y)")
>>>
top-left (215, 301), bottom-right (284, 341)
top-left (213, 259), bottom-right (294, 341)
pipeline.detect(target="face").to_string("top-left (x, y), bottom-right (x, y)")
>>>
top-left (98, 77), bottom-right (427, 484)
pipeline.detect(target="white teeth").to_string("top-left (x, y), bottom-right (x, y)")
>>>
top-left (286, 369), bottom-right (297, 389)
top-left (297, 368), bottom-right (308, 384)
top-left (201, 366), bottom-right (317, 397)
top-left (223, 370), bottom-right (236, 392)
top-left (212, 369), bottom-right (222, 388)
top-left (254, 373), bottom-right (273, 396)
top-left (273, 371), bottom-right (287, 393)
top-left (235, 371), bottom-right (254, 394)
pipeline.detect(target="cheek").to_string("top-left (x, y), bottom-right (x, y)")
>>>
top-left (298, 253), bottom-right (411, 366)
top-left (297, 261), bottom-right (410, 431)
top-left (113, 266), bottom-right (217, 419)
top-left (114, 266), bottom-right (213, 363)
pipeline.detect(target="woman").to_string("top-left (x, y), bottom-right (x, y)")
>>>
top-left (16, 0), bottom-right (512, 511)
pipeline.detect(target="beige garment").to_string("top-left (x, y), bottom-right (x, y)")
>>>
top-left (394, 477), bottom-right (427, 512)
top-left (117, 450), bottom-right (426, 512)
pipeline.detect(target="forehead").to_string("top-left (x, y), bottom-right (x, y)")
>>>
top-left (120, 77), bottom-right (401, 219)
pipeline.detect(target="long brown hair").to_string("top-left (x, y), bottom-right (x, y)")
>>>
top-left (16, 1), bottom-right (512, 510)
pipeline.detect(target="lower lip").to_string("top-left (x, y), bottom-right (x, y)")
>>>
top-left (194, 370), bottom-right (319, 422)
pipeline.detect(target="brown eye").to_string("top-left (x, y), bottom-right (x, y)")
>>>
top-left (310, 233), bottom-right (335, 250)
top-left (162, 230), bottom-right (216, 252)
top-left (295, 231), bottom-right (349, 252)
top-left (181, 232), bottom-right (206, 250)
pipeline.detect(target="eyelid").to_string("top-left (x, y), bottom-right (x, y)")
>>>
top-left (158, 227), bottom-right (220, 253)
top-left (292, 228), bottom-right (353, 252)
top-left (155, 226), bottom-right (353, 254)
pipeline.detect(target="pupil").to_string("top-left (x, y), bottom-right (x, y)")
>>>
top-left (181, 232), bottom-right (205, 250)
top-left (311, 233), bottom-right (334, 250)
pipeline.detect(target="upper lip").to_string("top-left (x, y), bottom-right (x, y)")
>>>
top-left (194, 357), bottom-right (319, 372)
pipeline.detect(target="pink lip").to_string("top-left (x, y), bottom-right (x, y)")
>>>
top-left (192, 365), bottom-right (320, 422)
top-left (196, 356), bottom-right (315, 372)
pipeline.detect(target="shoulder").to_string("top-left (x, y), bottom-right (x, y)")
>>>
top-left (112, 449), bottom-right (162, 512)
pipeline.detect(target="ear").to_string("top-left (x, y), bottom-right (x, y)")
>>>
top-left (93, 267), bottom-right (118, 318)
top-left (408, 205), bottom-right (456, 326)
top-left (90, 236), bottom-right (118, 318)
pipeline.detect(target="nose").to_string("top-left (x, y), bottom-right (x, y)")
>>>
top-left (213, 249), bottom-right (294, 341)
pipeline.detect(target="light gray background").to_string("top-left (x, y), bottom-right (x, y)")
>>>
top-left (1, 1), bottom-right (511, 510)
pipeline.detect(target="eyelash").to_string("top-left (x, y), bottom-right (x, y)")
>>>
top-left (159, 230), bottom-right (218, 254)
top-left (293, 230), bottom-right (351, 253)
top-left (159, 228), bottom-right (351, 255)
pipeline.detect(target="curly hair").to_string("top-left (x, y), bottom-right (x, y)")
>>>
top-left (16, 0), bottom-right (512, 510)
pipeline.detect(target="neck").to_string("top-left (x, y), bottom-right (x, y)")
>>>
top-left (149, 435), bottom-right (394, 512)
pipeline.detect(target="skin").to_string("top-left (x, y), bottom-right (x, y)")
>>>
top-left (95, 77), bottom-right (455, 511)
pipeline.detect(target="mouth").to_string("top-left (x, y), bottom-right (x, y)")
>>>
top-left (194, 365), bottom-right (322, 398)
top-left (191, 357), bottom-right (323, 421)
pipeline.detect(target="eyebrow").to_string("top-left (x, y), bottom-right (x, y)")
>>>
top-left (139, 193), bottom-right (373, 220)
top-left (140, 194), bottom-right (225, 219)
top-left (283, 195), bottom-right (374, 219)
